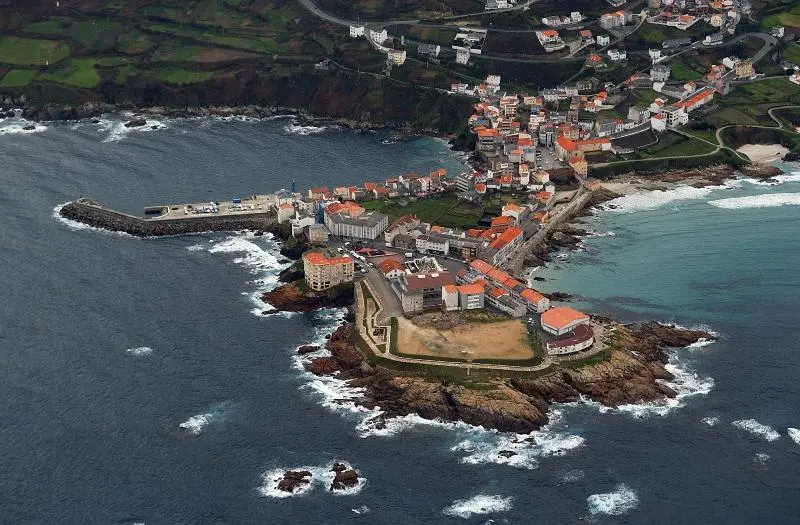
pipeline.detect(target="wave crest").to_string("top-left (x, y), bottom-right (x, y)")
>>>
top-left (587, 484), bottom-right (639, 516)
top-left (731, 419), bottom-right (781, 441)
top-left (708, 192), bottom-right (800, 209)
top-left (442, 494), bottom-right (513, 519)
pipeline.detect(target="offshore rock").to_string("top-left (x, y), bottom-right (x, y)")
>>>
top-left (297, 344), bottom-right (320, 355)
top-left (330, 465), bottom-right (359, 491)
top-left (277, 470), bottom-right (312, 493)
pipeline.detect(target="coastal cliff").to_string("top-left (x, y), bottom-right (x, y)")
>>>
top-left (262, 280), bottom-right (354, 313)
top-left (303, 322), bottom-right (714, 433)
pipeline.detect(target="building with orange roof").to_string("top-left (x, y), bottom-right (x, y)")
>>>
top-left (541, 306), bottom-right (590, 336)
top-left (520, 288), bottom-right (550, 313)
top-left (490, 215), bottom-right (514, 233)
top-left (379, 258), bottom-right (406, 279)
top-left (303, 250), bottom-right (355, 291)
top-left (308, 187), bottom-right (330, 199)
top-left (483, 226), bottom-right (524, 266)
top-left (675, 88), bottom-right (715, 113)
top-left (533, 211), bottom-right (549, 224)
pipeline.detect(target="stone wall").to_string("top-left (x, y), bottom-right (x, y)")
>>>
top-left (60, 199), bottom-right (277, 237)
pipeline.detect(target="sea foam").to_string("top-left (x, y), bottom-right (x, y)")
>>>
top-left (52, 203), bottom-right (137, 238)
top-left (708, 192), bottom-right (800, 209)
top-left (96, 114), bottom-right (168, 143)
top-left (442, 494), bottom-right (513, 519)
top-left (284, 122), bottom-right (330, 136)
top-left (179, 401), bottom-right (231, 435)
top-left (600, 185), bottom-right (716, 213)
top-left (731, 419), bottom-right (781, 442)
top-left (451, 420), bottom-right (585, 470)
top-left (587, 484), bottom-right (639, 516)
top-left (787, 428), bottom-right (800, 445)
top-left (742, 172), bottom-right (800, 186)
top-left (125, 346), bottom-right (153, 356)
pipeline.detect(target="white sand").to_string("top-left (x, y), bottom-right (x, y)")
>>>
top-left (737, 143), bottom-right (790, 163)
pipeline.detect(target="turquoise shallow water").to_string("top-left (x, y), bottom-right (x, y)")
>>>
top-left (1, 113), bottom-right (799, 523)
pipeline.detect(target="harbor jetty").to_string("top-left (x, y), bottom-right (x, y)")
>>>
top-left (60, 195), bottom-right (278, 236)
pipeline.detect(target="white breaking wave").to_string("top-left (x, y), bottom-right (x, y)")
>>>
top-left (204, 232), bottom-right (292, 318)
top-left (259, 462), bottom-right (366, 499)
top-left (351, 505), bottom-right (370, 515)
top-left (52, 202), bottom-right (137, 238)
top-left (702, 416), bottom-right (720, 427)
top-left (584, 230), bottom-right (616, 238)
top-left (587, 484), bottom-right (639, 516)
top-left (284, 122), bottom-right (329, 135)
top-left (179, 413), bottom-right (214, 435)
top-left (0, 117), bottom-right (48, 135)
top-left (732, 419), bottom-right (781, 442)
top-left (787, 428), bottom-right (800, 445)
top-left (558, 469), bottom-right (585, 484)
top-left (179, 402), bottom-right (230, 435)
top-left (590, 353), bottom-right (715, 418)
top-left (686, 338), bottom-right (715, 349)
top-left (450, 411), bottom-right (585, 470)
top-left (708, 192), bottom-right (800, 209)
top-left (742, 172), bottom-right (800, 186)
top-left (125, 346), bottom-right (153, 356)
top-left (442, 494), bottom-right (513, 519)
top-left (600, 185), bottom-right (717, 213)
top-left (754, 452), bottom-right (770, 464)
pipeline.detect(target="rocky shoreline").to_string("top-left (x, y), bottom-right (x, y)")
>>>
top-left (261, 280), bottom-right (354, 313)
top-left (300, 321), bottom-right (714, 434)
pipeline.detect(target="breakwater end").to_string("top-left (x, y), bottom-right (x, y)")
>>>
top-left (60, 197), bottom-right (278, 237)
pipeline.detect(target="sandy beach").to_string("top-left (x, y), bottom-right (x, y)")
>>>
top-left (737, 143), bottom-right (790, 163)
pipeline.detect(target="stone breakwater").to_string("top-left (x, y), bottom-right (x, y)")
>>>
top-left (59, 198), bottom-right (278, 237)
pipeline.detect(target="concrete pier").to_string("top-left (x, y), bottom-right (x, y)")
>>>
top-left (60, 197), bottom-right (278, 237)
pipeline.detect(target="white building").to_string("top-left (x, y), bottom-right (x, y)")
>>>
top-left (650, 113), bottom-right (667, 132)
top-left (277, 203), bottom-right (295, 223)
top-left (455, 48), bottom-right (471, 65)
top-left (597, 34), bottom-right (611, 46)
top-left (369, 29), bottom-right (389, 44)
top-left (541, 306), bottom-right (590, 336)
top-left (649, 48), bottom-right (662, 62)
top-left (349, 26), bottom-right (365, 38)
top-left (607, 48), bottom-right (627, 61)
top-left (650, 63), bottom-right (671, 81)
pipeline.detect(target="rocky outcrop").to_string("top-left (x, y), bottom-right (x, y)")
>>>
top-left (297, 344), bottom-right (320, 355)
top-left (278, 261), bottom-right (304, 283)
top-left (276, 470), bottom-right (312, 493)
top-left (304, 321), bottom-right (715, 433)
top-left (329, 463), bottom-right (359, 491)
top-left (262, 281), bottom-right (353, 313)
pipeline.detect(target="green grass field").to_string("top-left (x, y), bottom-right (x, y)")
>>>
top-left (0, 69), bottom-right (39, 87)
top-left (72, 20), bottom-right (123, 51)
top-left (626, 131), bottom-right (716, 159)
top-left (24, 19), bottom-right (69, 35)
top-left (151, 68), bottom-right (218, 84)
top-left (39, 58), bottom-right (101, 88)
top-left (668, 55), bottom-right (704, 81)
top-left (362, 193), bottom-right (483, 229)
top-left (0, 36), bottom-right (70, 66)
top-left (761, 5), bottom-right (800, 29)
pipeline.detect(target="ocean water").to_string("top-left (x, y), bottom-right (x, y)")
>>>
top-left (1, 113), bottom-right (799, 523)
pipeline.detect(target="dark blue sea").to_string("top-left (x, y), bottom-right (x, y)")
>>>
top-left (1, 114), bottom-right (799, 524)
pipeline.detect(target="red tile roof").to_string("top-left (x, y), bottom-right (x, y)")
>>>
top-left (489, 227), bottom-right (522, 250)
top-left (541, 306), bottom-right (589, 330)
top-left (303, 251), bottom-right (353, 266)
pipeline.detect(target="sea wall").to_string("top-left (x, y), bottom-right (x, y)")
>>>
top-left (60, 199), bottom-right (277, 237)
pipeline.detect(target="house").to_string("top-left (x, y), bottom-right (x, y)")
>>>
top-left (481, 226), bottom-right (523, 266)
top-left (660, 104), bottom-right (688, 127)
top-left (649, 48), bottom-right (662, 62)
top-left (385, 214), bottom-right (420, 243)
top-left (790, 71), bottom-right (800, 86)
top-left (771, 26), bottom-right (785, 38)
top-left (650, 113), bottom-right (667, 132)
top-left (303, 250), bottom-right (354, 291)
top-left (306, 223), bottom-right (329, 244)
top-left (674, 88), bottom-right (714, 113)
top-left (546, 324), bottom-right (595, 355)
top-left (457, 284), bottom-right (485, 310)
top-left (349, 26), bottom-right (365, 38)
top-left (415, 234), bottom-right (449, 255)
top-left (568, 156), bottom-right (588, 176)
top-left (628, 105), bottom-right (651, 124)
top-left (491, 215), bottom-right (514, 233)
top-left (379, 259), bottom-right (406, 280)
top-left (476, 128), bottom-right (500, 152)
top-left (387, 49), bottom-right (407, 65)
top-left (599, 11), bottom-right (627, 29)
top-left (485, 0), bottom-right (509, 9)
top-left (541, 306), bottom-right (590, 336)
top-left (735, 60), bottom-right (754, 79)
top-left (418, 43), bottom-right (441, 57)
top-left (277, 202), bottom-right (295, 223)
top-left (397, 271), bottom-right (455, 312)
top-left (650, 63), bottom-right (671, 81)
top-left (369, 29), bottom-right (389, 44)
top-left (502, 203), bottom-right (523, 221)
top-left (607, 48), bottom-right (627, 61)
top-left (596, 34), bottom-right (611, 46)
top-left (586, 54), bottom-right (604, 67)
